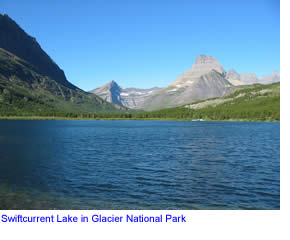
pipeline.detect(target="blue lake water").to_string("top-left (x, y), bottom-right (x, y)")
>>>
top-left (0, 120), bottom-right (280, 209)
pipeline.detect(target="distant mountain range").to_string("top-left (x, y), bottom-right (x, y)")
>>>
top-left (0, 14), bottom-right (280, 114)
top-left (90, 80), bottom-right (161, 109)
top-left (90, 55), bottom-right (280, 110)
top-left (0, 14), bottom-right (126, 114)
top-left (225, 69), bottom-right (280, 86)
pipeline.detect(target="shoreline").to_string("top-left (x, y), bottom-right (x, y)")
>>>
top-left (0, 116), bottom-right (280, 122)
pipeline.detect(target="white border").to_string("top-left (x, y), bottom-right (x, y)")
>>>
top-left (1, 0), bottom-right (287, 239)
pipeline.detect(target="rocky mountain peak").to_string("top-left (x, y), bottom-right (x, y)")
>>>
top-left (0, 13), bottom-right (12, 22)
top-left (226, 69), bottom-right (240, 80)
top-left (194, 54), bottom-right (218, 65)
top-left (101, 80), bottom-right (121, 91)
top-left (192, 54), bottom-right (224, 74)
top-left (108, 80), bottom-right (118, 87)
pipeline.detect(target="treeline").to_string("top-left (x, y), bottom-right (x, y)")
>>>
top-left (0, 82), bottom-right (280, 121)
top-left (0, 96), bottom-right (280, 121)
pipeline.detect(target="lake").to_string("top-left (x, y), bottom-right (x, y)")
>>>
top-left (0, 120), bottom-right (280, 209)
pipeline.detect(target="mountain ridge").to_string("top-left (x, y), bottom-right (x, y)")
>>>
top-left (0, 14), bottom-right (126, 113)
top-left (1, 14), bottom-right (279, 113)
top-left (225, 69), bottom-right (280, 85)
top-left (0, 14), bottom-right (75, 89)
top-left (90, 54), bottom-right (279, 110)
top-left (90, 81), bottom-right (161, 109)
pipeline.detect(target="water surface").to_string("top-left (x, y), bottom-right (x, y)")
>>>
top-left (0, 120), bottom-right (280, 209)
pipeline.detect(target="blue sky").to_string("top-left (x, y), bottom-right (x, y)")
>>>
top-left (1, 0), bottom-right (280, 90)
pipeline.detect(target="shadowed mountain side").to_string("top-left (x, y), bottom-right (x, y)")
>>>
top-left (0, 48), bottom-right (126, 113)
top-left (90, 80), bottom-right (123, 105)
top-left (0, 14), bottom-right (127, 113)
top-left (0, 14), bottom-right (74, 89)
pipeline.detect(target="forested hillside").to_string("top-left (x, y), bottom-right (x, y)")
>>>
top-left (1, 82), bottom-right (280, 121)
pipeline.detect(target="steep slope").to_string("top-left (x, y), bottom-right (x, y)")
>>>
top-left (169, 54), bottom-right (225, 88)
top-left (0, 48), bottom-right (125, 114)
top-left (0, 14), bottom-right (126, 113)
top-left (90, 81), bottom-right (122, 105)
top-left (90, 80), bottom-right (161, 109)
top-left (0, 14), bottom-right (74, 89)
top-left (140, 55), bottom-right (233, 110)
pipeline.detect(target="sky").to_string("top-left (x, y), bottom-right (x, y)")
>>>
top-left (1, 0), bottom-right (280, 90)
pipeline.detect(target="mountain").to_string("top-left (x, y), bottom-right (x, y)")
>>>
top-left (137, 55), bottom-right (233, 110)
top-left (258, 71), bottom-right (280, 84)
top-left (141, 82), bottom-right (279, 122)
top-left (183, 81), bottom-right (280, 121)
top-left (0, 14), bottom-right (74, 89)
top-left (225, 69), bottom-right (246, 86)
top-left (0, 14), bottom-right (125, 114)
top-left (225, 69), bottom-right (280, 86)
top-left (90, 81), bottom-right (123, 105)
top-left (90, 80), bottom-right (161, 109)
top-left (170, 54), bottom-right (225, 88)
top-left (90, 53), bottom-right (279, 111)
top-left (239, 73), bottom-right (258, 84)
top-left (90, 55), bottom-right (234, 110)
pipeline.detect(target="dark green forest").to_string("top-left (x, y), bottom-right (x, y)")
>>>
top-left (0, 82), bottom-right (280, 121)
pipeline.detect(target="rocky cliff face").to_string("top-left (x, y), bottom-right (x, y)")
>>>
top-left (169, 54), bottom-right (225, 88)
top-left (90, 81), bottom-right (161, 109)
top-left (90, 81), bottom-right (122, 105)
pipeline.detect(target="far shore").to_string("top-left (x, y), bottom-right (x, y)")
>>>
top-left (0, 116), bottom-right (280, 122)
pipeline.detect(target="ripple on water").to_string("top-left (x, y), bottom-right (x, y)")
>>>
top-left (0, 120), bottom-right (280, 209)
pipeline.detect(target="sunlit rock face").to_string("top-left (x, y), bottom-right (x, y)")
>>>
top-left (90, 54), bottom-right (280, 110)
top-left (169, 54), bottom-right (225, 89)
top-left (90, 55), bottom-right (233, 110)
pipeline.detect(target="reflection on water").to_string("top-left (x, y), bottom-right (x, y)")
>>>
top-left (0, 120), bottom-right (280, 209)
